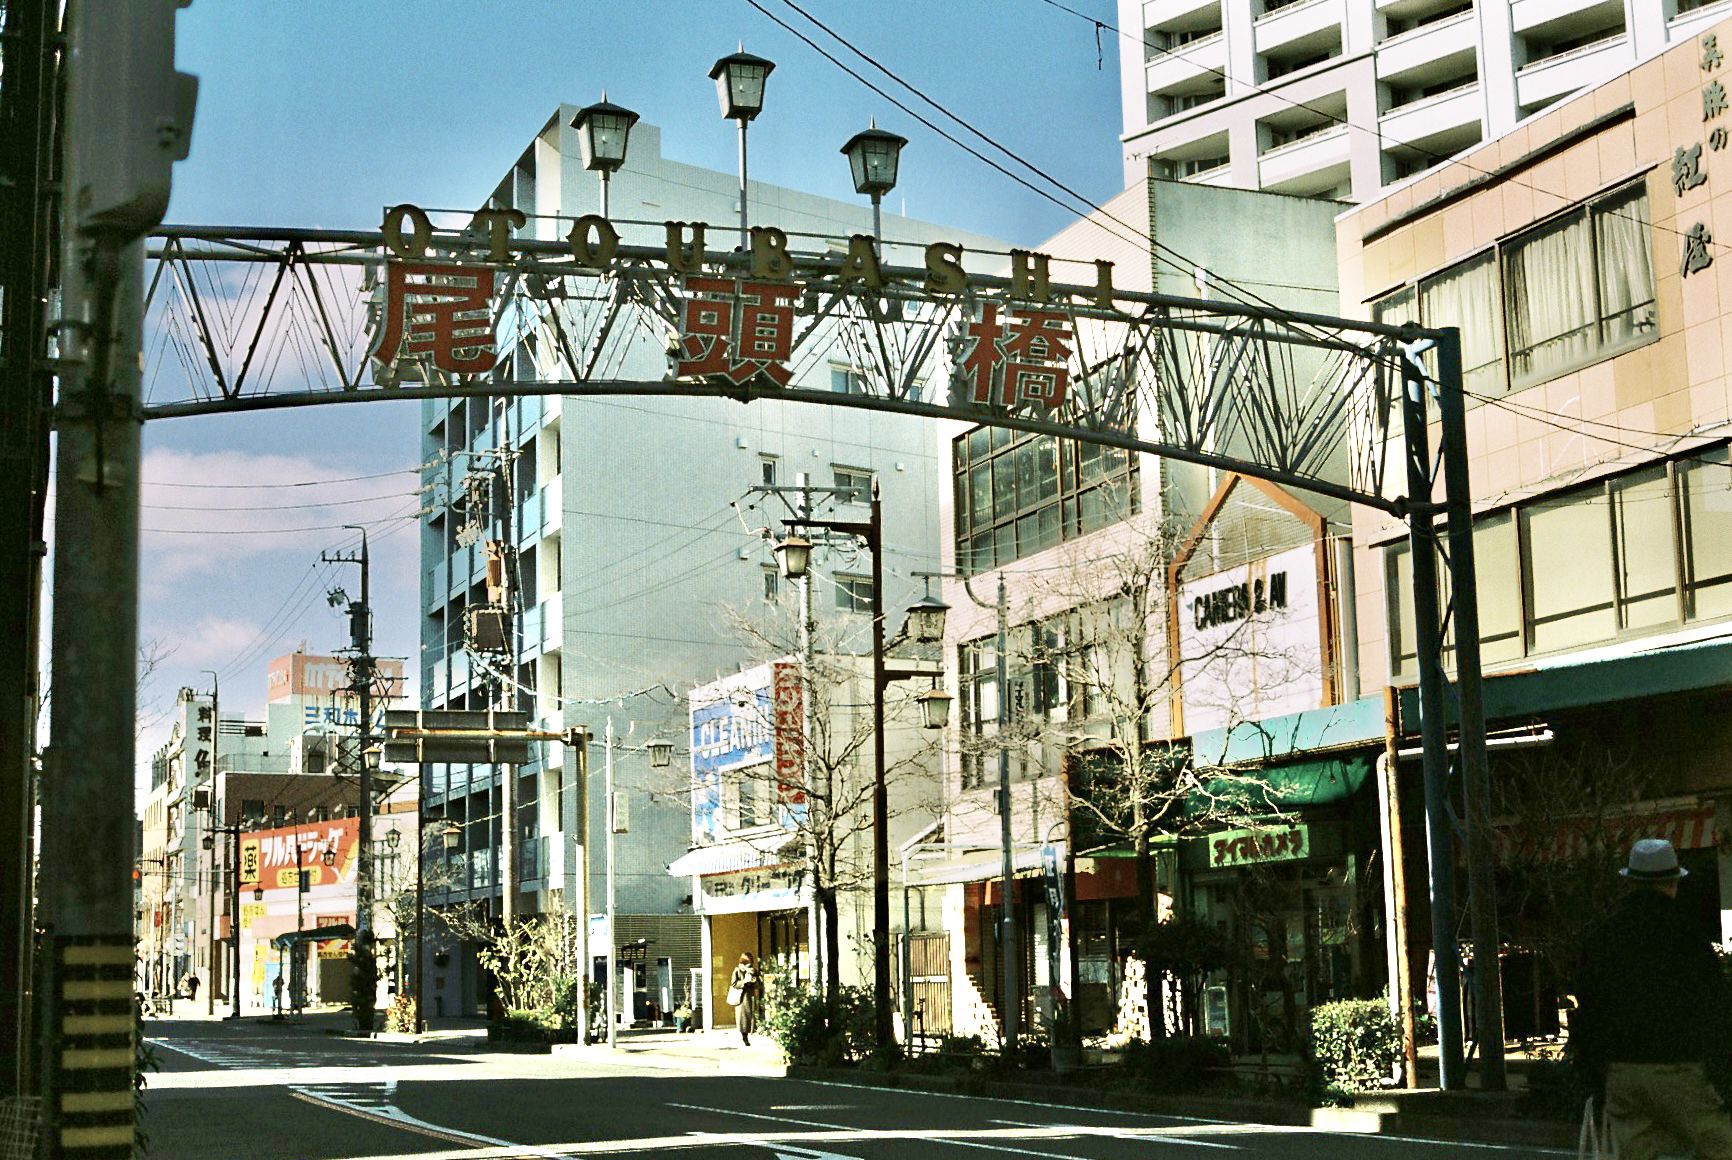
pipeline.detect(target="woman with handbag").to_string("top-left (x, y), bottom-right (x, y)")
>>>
top-left (727, 953), bottom-right (762, 1046)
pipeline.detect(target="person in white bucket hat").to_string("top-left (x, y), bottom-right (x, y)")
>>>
top-left (1571, 838), bottom-right (1732, 1160)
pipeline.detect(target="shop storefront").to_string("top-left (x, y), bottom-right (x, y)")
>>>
top-left (1177, 753), bottom-right (1385, 1053)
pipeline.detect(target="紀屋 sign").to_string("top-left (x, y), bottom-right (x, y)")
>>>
top-left (1177, 544), bottom-right (1322, 736)
top-left (367, 204), bottom-right (1096, 415)
top-left (1209, 824), bottom-right (1310, 868)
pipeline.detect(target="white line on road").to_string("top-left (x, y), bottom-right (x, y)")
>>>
top-left (667, 1100), bottom-right (1241, 1156)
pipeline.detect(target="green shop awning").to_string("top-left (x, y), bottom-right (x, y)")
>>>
top-left (1186, 752), bottom-right (1373, 817)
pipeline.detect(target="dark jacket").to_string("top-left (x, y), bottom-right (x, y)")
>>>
top-left (1572, 888), bottom-right (1728, 1068)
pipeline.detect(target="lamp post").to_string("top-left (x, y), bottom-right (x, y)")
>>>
top-left (773, 477), bottom-right (946, 1049)
top-left (840, 122), bottom-right (907, 251)
top-left (571, 95), bottom-right (638, 218)
top-left (384, 825), bottom-right (401, 994)
top-left (418, 820), bottom-right (461, 1033)
top-left (603, 719), bottom-right (672, 1048)
top-left (709, 48), bottom-right (774, 250)
top-left (202, 818), bottom-right (246, 1020)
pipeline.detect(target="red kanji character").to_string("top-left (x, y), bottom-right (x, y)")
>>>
top-left (369, 261), bottom-right (498, 374)
top-left (960, 303), bottom-right (1006, 404)
top-left (1002, 310), bottom-right (1073, 409)
top-left (675, 278), bottom-right (799, 386)
top-left (676, 276), bottom-right (736, 379)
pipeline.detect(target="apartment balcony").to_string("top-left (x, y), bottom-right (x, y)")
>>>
top-left (425, 559), bottom-right (447, 613)
top-left (1257, 122), bottom-right (1351, 193)
top-left (541, 475), bottom-right (562, 535)
top-left (1515, 34), bottom-right (1631, 111)
top-left (1143, 0), bottom-right (1221, 33)
top-left (1144, 31), bottom-right (1227, 102)
top-left (1379, 82), bottom-right (1483, 151)
top-left (1254, 0), bottom-right (1345, 58)
top-left (541, 591), bottom-right (563, 652)
top-left (1376, 10), bottom-right (1478, 86)
top-left (1510, 0), bottom-right (1621, 35)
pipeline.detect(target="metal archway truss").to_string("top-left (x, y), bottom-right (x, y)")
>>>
top-left (128, 221), bottom-right (1498, 1087)
top-left (141, 225), bottom-right (1412, 515)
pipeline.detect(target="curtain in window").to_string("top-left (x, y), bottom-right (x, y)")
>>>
top-left (1594, 189), bottom-right (1656, 347)
top-left (1505, 214), bottom-right (1596, 380)
top-left (1421, 253), bottom-right (1506, 397)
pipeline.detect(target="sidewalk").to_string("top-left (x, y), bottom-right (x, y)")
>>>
top-left (555, 1027), bottom-right (788, 1075)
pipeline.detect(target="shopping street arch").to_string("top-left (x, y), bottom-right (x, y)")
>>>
top-left (116, 210), bottom-right (1496, 1084)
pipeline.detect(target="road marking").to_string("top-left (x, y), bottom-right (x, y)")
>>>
top-left (667, 1101), bottom-right (1240, 1156)
top-left (789, 1078), bottom-right (1575, 1157)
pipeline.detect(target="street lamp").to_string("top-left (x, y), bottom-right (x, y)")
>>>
top-left (709, 47), bottom-right (774, 250)
top-left (571, 95), bottom-right (639, 218)
top-left (775, 474), bottom-right (943, 1050)
top-left (840, 122), bottom-right (907, 250)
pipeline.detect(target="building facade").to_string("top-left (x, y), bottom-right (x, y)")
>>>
top-left (136, 654), bottom-right (408, 1011)
top-left (1119, 0), bottom-right (1732, 201)
top-left (415, 110), bottom-right (1006, 1019)
top-left (1339, 15), bottom-right (1732, 1039)
top-left (917, 178), bottom-right (1358, 1048)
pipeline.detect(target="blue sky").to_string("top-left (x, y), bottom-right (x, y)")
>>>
top-left (129, 0), bottom-right (1124, 766)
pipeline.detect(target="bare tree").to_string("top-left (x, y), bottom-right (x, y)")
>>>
top-left (680, 599), bottom-right (944, 1010)
top-left (978, 511), bottom-right (1320, 1038)
top-left (1489, 740), bottom-right (1653, 992)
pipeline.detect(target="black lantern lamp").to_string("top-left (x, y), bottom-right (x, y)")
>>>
top-left (709, 49), bottom-right (774, 121)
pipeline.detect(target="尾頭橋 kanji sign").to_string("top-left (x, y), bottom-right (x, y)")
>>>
top-left (142, 202), bottom-right (1417, 512)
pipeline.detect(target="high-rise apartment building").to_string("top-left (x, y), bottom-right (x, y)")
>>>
top-left (1118, 0), bottom-right (1731, 200)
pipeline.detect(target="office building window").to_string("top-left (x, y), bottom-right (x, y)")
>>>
top-left (830, 366), bottom-right (868, 395)
top-left (1371, 180), bottom-right (1655, 398)
top-left (762, 565), bottom-right (780, 602)
top-left (953, 427), bottom-right (1138, 574)
top-left (833, 467), bottom-right (872, 504)
top-left (835, 574), bottom-right (873, 613)
top-left (1681, 448), bottom-right (1732, 620)
top-left (760, 456), bottom-right (777, 486)
top-left (1504, 183), bottom-right (1655, 383)
top-left (1385, 449), bottom-right (1732, 678)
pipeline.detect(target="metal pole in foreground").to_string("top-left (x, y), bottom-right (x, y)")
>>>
top-left (1399, 349), bottom-right (1465, 1089)
top-left (1435, 328), bottom-right (1505, 1090)
top-left (869, 479), bottom-right (891, 1048)
top-left (40, 234), bottom-right (145, 1154)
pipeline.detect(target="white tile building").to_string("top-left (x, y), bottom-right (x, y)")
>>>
top-left (1119, 0), bottom-right (1732, 200)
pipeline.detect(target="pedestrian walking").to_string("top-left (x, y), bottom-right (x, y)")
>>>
top-left (1571, 838), bottom-right (1732, 1160)
top-left (182, 973), bottom-right (200, 1003)
top-left (727, 953), bottom-right (762, 1047)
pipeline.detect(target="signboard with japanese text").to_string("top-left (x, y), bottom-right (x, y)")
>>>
top-left (771, 662), bottom-right (805, 807)
top-left (689, 667), bottom-right (774, 843)
top-left (697, 863), bottom-right (804, 915)
top-left (1177, 544), bottom-right (1322, 738)
top-left (1208, 824), bottom-right (1310, 869)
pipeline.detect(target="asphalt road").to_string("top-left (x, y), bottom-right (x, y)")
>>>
top-left (140, 1018), bottom-right (1571, 1159)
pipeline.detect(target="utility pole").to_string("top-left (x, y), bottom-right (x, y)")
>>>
top-left (203, 672), bottom-right (218, 1016)
top-left (325, 527), bottom-right (378, 1032)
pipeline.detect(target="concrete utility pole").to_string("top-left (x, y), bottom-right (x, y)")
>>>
top-left (325, 528), bottom-right (378, 1032)
top-left (41, 0), bottom-right (196, 1146)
